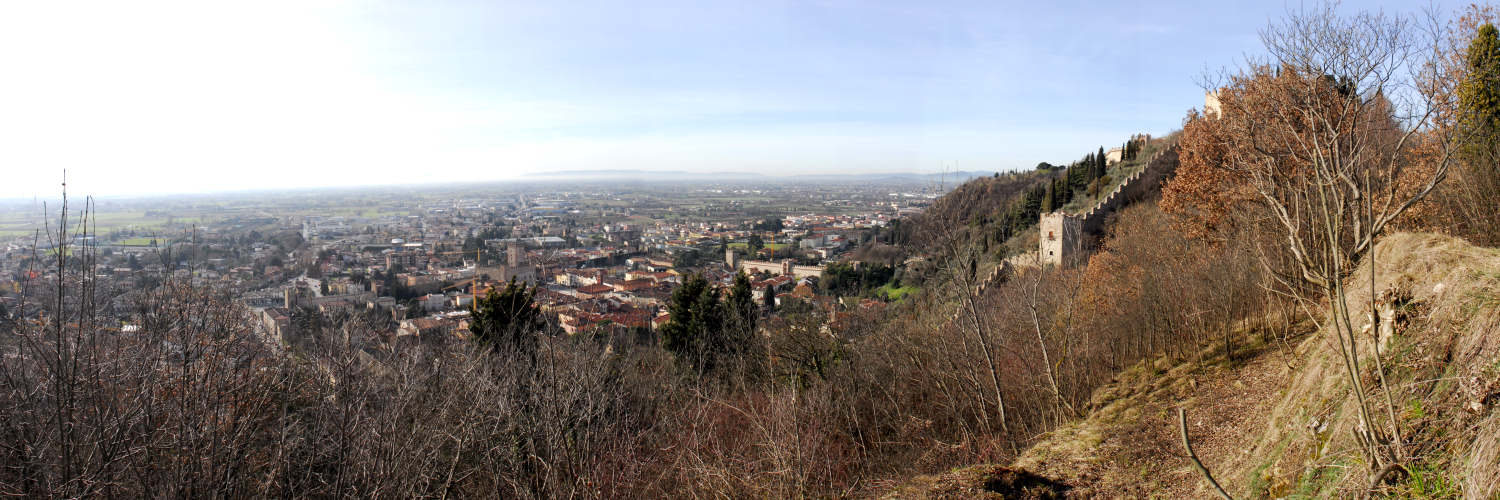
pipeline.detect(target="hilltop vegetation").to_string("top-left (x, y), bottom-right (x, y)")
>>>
top-left (886, 134), bottom-right (1162, 260)
top-left (893, 3), bottom-right (1500, 498)
top-left (1008, 233), bottom-right (1500, 498)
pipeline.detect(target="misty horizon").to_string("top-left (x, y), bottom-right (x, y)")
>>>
top-left (0, 0), bottom-right (1402, 198)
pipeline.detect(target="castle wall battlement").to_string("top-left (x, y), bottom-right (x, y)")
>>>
top-left (1039, 144), bottom-right (1179, 267)
top-left (737, 258), bottom-right (822, 279)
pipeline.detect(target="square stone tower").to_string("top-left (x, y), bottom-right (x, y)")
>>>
top-left (1039, 212), bottom-right (1082, 267)
top-left (507, 242), bottom-right (523, 268)
top-left (1205, 90), bottom-right (1223, 118)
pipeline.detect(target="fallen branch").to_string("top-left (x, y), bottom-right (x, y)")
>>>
top-left (1178, 407), bottom-right (1234, 500)
top-left (1364, 462), bottom-right (1407, 499)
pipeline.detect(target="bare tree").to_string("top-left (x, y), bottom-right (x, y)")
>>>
top-left (1205, 2), bottom-right (1465, 469)
top-left (940, 222), bottom-right (1010, 437)
top-left (1023, 254), bottom-right (1079, 421)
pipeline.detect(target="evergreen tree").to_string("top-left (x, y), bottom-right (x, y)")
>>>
top-left (726, 271), bottom-right (766, 382)
top-left (471, 278), bottom-right (542, 355)
top-left (653, 273), bottom-right (768, 381)
top-left (660, 274), bottom-right (729, 376)
top-left (1446, 22), bottom-right (1500, 246)
top-left (727, 272), bottom-right (757, 337)
top-left (1462, 24), bottom-right (1500, 151)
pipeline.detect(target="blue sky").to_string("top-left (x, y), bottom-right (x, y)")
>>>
top-left (0, 0), bottom-right (1408, 197)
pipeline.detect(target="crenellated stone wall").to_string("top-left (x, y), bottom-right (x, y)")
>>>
top-left (737, 258), bottom-right (822, 279)
top-left (1038, 144), bottom-right (1180, 267)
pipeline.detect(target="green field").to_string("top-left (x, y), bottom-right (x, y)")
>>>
top-left (0, 210), bottom-right (170, 239)
top-left (877, 284), bottom-right (919, 301)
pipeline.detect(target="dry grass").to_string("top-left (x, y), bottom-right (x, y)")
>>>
top-left (930, 232), bottom-right (1500, 499)
top-left (1005, 319), bottom-right (1303, 499)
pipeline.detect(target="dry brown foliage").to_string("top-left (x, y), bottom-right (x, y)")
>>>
top-left (1161, 109), bottom-right (1257, 242)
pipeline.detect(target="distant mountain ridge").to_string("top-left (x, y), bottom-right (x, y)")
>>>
top-left (525, 169), bottom-right (996, 183)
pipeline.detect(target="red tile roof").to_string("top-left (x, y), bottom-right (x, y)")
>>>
top-left (577, 284), bottom-right (614, 294)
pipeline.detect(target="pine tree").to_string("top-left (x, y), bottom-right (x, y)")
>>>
top-left (660, 274), bottom-right (729, 376)
top-left (727, 272), bottom-right (757, 334)
top-left (725, 272), bottom-right (764, 382)
top-left (471, 278), bottom-right (542, 355)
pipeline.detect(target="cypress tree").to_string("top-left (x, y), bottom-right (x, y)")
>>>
top-left (1096, 146), bottom-right (1107, 178)
top-left (1462, 24), bottom-right (1500, 151)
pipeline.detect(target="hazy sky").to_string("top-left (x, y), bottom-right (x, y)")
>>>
top-left (0, 0), bottom-right (1403, 198)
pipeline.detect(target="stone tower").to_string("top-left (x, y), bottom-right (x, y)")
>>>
top-left (725, 247), bottom-right (738, 269)
top-left (507, 242), bottom-right (523, 268)
top-left (1204, 90), bottom-right (1223, 118)
top-left (1039, 211), bottom-right (1082, 267)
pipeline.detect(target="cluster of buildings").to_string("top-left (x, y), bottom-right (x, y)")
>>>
top-left (0, 185), bottom-right (921, 356)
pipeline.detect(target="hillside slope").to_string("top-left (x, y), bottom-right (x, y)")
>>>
top-left (893, 232), bottom-right (1500, 498)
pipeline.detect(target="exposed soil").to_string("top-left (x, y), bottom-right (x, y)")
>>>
top-left (883, 464), bottom-right (1070, 499)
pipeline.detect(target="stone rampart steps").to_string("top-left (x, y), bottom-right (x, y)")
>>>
top-left (946, 146), bottom-right (1176, 329)
top-left (1078, 147), bottom-right (1175, 227)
